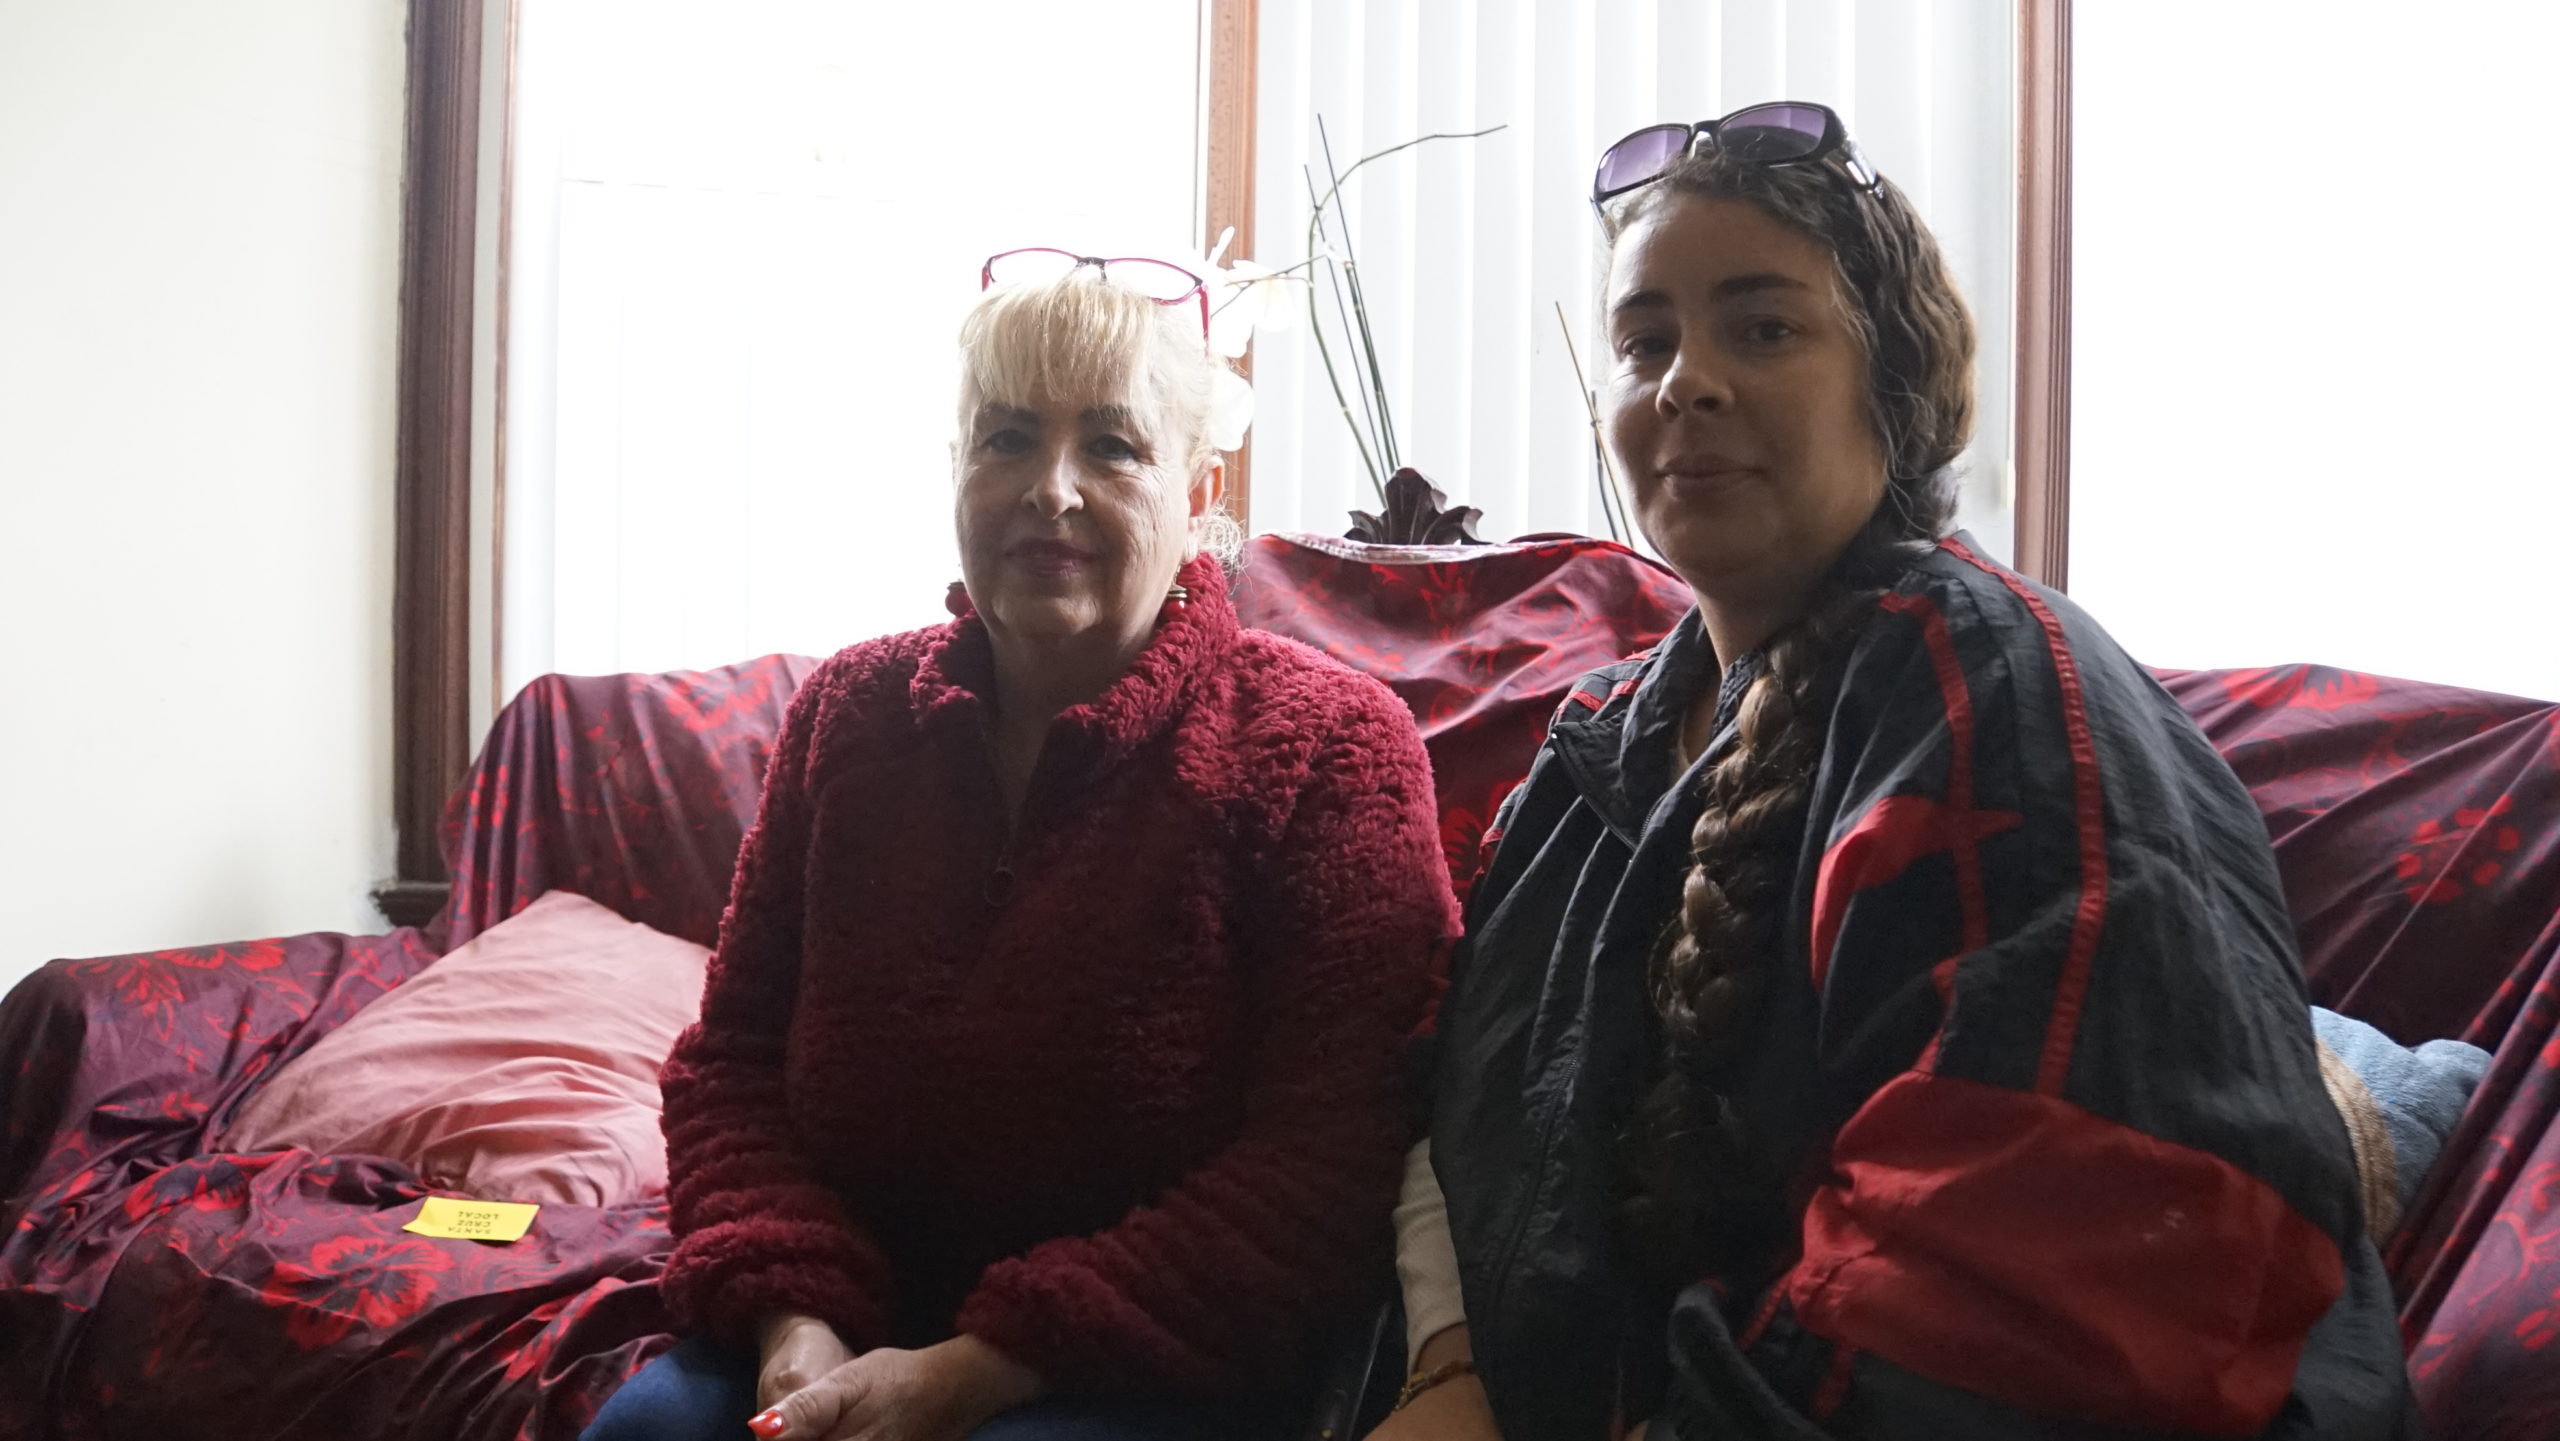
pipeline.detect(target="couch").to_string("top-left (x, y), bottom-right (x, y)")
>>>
top-left (3, 533), bottom-right (2554, 1439)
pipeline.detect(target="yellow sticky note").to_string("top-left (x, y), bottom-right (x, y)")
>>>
top-left (403, 1195), bottom-right (540, 1243)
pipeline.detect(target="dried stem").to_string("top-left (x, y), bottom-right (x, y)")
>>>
top-left (1556, 301), bottom-right (1630, 544)
top-left (1317, 118), bottom-right (1400, 472)
top-left (1295, 122), bottom-right (1509, 500)
top-left (1302, 167), bottom-right (1386, 495)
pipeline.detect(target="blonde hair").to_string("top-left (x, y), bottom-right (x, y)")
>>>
top-left (955, 269), bottom-right (1243, 564)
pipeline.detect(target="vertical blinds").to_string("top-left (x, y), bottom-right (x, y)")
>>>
top-left (1242, 0), bottom-right (2016, 552)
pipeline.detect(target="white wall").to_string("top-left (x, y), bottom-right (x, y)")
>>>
top-left (0, 0), bottom-right (407, 990)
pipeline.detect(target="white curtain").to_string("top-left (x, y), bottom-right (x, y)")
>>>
top-left (2070, 0), bottom-right (2560, 700)
top-left (1242, 0), bottom-right (2017, 553)
top-left (499, 0), bottom-right (1207, 699)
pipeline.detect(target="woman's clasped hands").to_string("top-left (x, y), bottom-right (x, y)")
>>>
top-left (747, 1313), bottom-right (1046, 1441)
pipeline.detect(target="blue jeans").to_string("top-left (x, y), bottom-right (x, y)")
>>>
top-left (580, 1336), bottom-right (1275, 1441)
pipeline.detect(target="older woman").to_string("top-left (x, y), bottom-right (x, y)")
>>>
top-left (1379, 107), bottom-right (2415, 1439)
top-left (585, 253), bottom-right (1458, 1441)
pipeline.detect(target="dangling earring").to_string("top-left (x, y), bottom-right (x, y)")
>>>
top-left (945, 580), bottom-right (972, 618)
top-left (1158, 582), bottom-right (1190, 624)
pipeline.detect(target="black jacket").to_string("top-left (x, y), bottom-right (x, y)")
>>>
top-left (1429, 536), bottom-right (2415, 1439)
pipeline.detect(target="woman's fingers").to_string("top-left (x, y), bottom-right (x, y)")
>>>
top-left (820, 1383), bottom-right (908, 1441)
top-left (759, 1361), bottom-right (812, 1409)
top-left (759, 1360), bottom-right (817, 1414)
top-left (760, 1340), bottom-right (850, 1410)
top-left (758, 1317), bottom-right (858, 1411)
top-left (750, 1361), bottom-right (866, 1441)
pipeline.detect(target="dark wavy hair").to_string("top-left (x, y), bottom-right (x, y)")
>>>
top-left (1602, 144), bottom-right (1977, 1286)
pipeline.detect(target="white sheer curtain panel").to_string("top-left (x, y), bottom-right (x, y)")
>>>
top-left (1243, 0), bottom-right (2017, 553)
top-left (499, 0), bottom-right (1206, 699)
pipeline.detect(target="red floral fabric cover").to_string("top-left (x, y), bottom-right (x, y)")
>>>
top-left (0, 658), bottom-right (813, 1440)
top-left (4, 543), bottom-right (2555, 1438)
top-left (1229, 533), bottom-right (1695, 903)
top-left (2159, 665), bottom-right (2560, 1440)
top-left (439, 655), bottom-right (822, 952)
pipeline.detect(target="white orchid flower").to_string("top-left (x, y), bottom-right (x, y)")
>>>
top-left (1208, 366), bottom-right (1256, 451)
top-left (1207, 257), bottom-right (1302, 359)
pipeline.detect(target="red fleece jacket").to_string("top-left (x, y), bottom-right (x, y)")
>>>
top-left (658, 557), bottom-right (1458, 1397)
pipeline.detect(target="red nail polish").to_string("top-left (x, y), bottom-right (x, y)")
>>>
top-left (748, 1411), bottom-right (787, 1439)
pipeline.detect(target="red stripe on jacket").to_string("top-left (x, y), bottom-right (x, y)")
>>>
top-left (1878, 592), bottom-right (1995, 950)
top-left (1809, 593), bottom-right (2020, 996)
top-left (1784, 1071), bottom-right (2344, 1435)
top-left (1807, 795), bottom-right (2021, 993)
top-left (1941, 539), bottom-right (2110, 1095)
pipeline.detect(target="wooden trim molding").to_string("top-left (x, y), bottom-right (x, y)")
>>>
top-left (2013, 0), bottom-right (2073, 589)
top-left (381, 0), bottom-right (487, 928)
top-left (1204, 0), bottom-right (1257, 528)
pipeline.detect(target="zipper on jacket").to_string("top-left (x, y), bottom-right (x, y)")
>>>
top-left (980, 718), bottom-right (1040, 909)
top-left (984, 766), bottom-right (1058, 909)
top-left (979, 710), bottom-right (1084, 910)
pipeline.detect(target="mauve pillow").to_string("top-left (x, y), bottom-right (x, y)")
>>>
top-left (222, 889), bottom-right (710, 1207)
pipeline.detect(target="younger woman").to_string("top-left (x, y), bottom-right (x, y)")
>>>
top-left (1387, 105), bottom-right (2413, 1440)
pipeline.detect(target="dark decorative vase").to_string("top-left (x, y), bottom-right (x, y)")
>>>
top-left (1345, 467), bottom-right (1487, 546)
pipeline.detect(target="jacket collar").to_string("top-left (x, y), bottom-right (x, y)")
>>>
top-left (908, 554), bottom-right (1238, 777)
top-left (1547, 607), bottom-right (1764, 847)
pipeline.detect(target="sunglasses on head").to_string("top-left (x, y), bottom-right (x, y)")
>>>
top-left (980, 248), bottom-right (1210, 341)
top-left (1591, 101), bottom-right (1882, 214)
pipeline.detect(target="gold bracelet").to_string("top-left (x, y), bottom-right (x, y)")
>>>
top-left (1391, 1357), bottom-right (1475, 1412)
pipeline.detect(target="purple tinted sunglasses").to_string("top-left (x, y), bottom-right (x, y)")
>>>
top-left (1591, 102), bottom-right (1882, 214)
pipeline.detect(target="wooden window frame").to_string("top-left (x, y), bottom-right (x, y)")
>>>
top-left (380, 0), bottom-right (485, 928)
top-left (379, 0), bottom-right (1261, 926)
top-left (2014, 0), bottom-right (2073, 589)
top-left (384, 0), bottom-right (2067, 921)
top-left (1204, 0), bottom-right (1258, 527)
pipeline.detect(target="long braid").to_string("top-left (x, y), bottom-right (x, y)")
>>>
top-left (1618, 534), bottom-right (1915, 1284)
top-left (1601, 141), bottom-right (1974, 1290)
